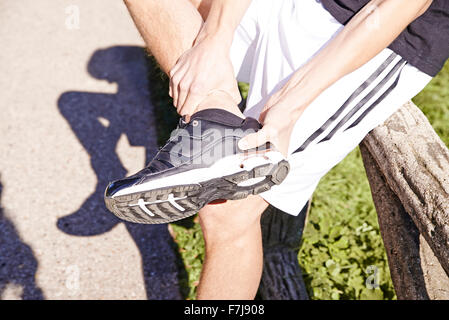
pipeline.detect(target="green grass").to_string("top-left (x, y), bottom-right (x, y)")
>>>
top-left (148, 55), bottom-right (449, 300)
top-left (298, 147), bottom-right (395, 300)
top-left (413, 62), bottom-right (449, 147)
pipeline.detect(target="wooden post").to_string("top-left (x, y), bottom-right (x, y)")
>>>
top-left (258, 202), bottom-right (310, 300)
top-left (360, 101), bottom-right (449, 299)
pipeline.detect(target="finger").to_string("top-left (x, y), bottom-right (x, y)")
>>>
top-left (170, 75), bottom-right (182, 108)
top-left (169, 66), bottom-right (186, 106)
top-left (168, 64), bottom-right (179, 98)
top-left (238, 127), bottom-right (270, 151)
top-left (176, 77), bottom-right (191, 111)
top-left (169, 74), bottom-right (176, 101)
top-left (180, 92), bottom-right (204, 116)
top-left (168, 62), bottom-right (180, 80)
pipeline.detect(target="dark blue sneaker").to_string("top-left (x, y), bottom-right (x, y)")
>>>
top-left (104, 109), bottom-right (289, 224)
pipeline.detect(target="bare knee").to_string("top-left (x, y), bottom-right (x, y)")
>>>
top-left (199, 196), bottom-right (269, 244)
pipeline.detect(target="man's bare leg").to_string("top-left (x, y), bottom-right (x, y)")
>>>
top-left (124, 0), bottom-right (265, 299)
top-left (123, 0), bottom-right (244, 118)
top-left (198, 196), bottom-right (269, 300)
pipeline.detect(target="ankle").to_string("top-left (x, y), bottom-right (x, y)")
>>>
top-left (195, 90), bottom-right (245, 119)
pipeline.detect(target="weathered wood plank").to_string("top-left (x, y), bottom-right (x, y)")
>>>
top-left (361, 142), bottom-right (446, 299)
top-left (360, 101), bottom-right (449, 276)
top-left (258, 202), bottom-right (310, 300)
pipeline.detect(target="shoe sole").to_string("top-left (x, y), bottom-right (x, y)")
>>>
top-left (104, 159), bottom-right (290, 224)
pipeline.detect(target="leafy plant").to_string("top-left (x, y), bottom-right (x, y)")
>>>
top-left (170, 221), bottom-right (205, 300)
top-left (298, 147), bottom-right (395, 300)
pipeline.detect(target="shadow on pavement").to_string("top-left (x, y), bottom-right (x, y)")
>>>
top-left (0, 178), bottom-right (44, 299)
top-left (56, 46), bottom-right (187, 299)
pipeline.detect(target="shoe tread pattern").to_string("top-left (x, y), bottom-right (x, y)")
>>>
top-left (105, 160), bottom-right (289, 224)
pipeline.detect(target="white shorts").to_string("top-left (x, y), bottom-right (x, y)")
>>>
top-left (230, 0), bottom-right (432, 215)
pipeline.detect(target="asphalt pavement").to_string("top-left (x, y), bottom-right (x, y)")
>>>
top-left (0, 0), bottom-right (183, 299)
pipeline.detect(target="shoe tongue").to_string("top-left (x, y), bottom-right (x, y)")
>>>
top-left (189, 108), bottom-right (246, 126)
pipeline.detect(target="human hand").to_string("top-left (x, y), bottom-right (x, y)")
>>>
top-left (238, 81), bottom-right (307, 157)
top-left (169, 34), bottom-right (241, 117)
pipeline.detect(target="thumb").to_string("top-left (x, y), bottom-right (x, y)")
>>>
top-left (238, 128), bottom-right (269, 151)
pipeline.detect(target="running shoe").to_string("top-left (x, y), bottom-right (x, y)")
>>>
top-left (104, 108), bottom-right (289, 224)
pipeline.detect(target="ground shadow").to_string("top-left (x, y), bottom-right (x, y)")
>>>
top-left (0, 178), bottom-right (44, 299)
top-left (56, 46), bottom-right (187, 299)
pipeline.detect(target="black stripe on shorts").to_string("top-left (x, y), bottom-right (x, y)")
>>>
top-left (318, 58), bottom-right (406, 143)
top-left (292, 52), bottom-right (400, 154)
top-left (344, 62), bottom-right (407, 131)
